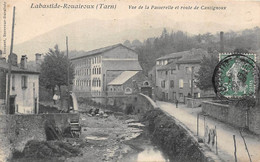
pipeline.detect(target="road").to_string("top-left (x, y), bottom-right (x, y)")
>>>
top-left (157, 101), bottom-right (260, 162)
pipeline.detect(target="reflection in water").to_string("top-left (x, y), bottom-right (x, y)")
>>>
top-left (137, 146), bottom-right (169, 162)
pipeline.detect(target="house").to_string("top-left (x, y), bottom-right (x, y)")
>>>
top-left (154, 48), bottom-right (208, 102)
top-left (0, 54), bottom-right (40, 114)
top-left (106, 71), bottom-right (151, 110)
top-left (70, 44), bottom-right (142, 103)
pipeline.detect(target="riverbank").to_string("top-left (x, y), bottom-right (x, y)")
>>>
top-left (11, 109), bottom-right (165, 162)
top-left (142, 108), bottom-right (222, 162)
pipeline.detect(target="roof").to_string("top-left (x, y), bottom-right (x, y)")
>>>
top-left (157, 61), bottom-right (177, 71)
top-left (70, 44), bottom-right (137, 60)
top-left (176, 49), bottom-right (207, 64)
top-left (0, 60), bottom-right (40, 74)
top-left (103, 60), bottom-right (143, 71)
top-left (108, 71), bottom-right (139, 85)
top-left (156, 51), bottom-right (190, 61)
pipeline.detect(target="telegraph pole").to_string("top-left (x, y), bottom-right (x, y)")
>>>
top-left (66, 36), bottom-right (69, 89)
top-left (6, 6), bottom-right (15, 114)
top-left (66, 36), bottom-right (70, 112)
top-left (191, 66), bottom-right (194, 99)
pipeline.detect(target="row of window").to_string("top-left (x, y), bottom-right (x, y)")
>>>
top-left (156, 60), bottom-right (168, 66)
top-left (109, 86), bottom-right (123, 92)
top-left (159, 69), bottom-right (175, 76)
top-left (75, 66), bottom-right (102, 76)
top-left (92, 78), bottom-right (101, 87)
top-left (75, 68), bottom-right (91, 76)
top-left (159, 67), bottom-right (193, 77)
top-left (93, 66), bottom-right (101, 75)
top-left (75, 79), bottom-right (91, 87)
top-left (11, 75), bottom-right (28, 90)
top-left (92, 90), bottom-right (102, 96)
top-left (161, 79), bottom-right (197, 89)
top-left (74, 56), bottom-right (102, 68)
top-left (75, 78), bottom-right (102, 87)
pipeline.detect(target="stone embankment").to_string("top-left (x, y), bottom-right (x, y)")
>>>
top-left (142, 109), bottom-right (221, 162)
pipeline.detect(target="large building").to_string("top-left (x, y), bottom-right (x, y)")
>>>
top-left (151, 48), bottom-right (208, 102)
top-left (107, 71), bottom-right (151, 109)
top-left (0, 54), bottom-right (40, 114)
top-left (70, 44), bottom-right (142, 103)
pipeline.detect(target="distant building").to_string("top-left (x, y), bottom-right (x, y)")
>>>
top-left (0, 54), bottom-right (40, 114)
top-left (107, 71), bottom-right (151, 110)
top-left (154, 49), bottom-right (208, 102)
top-left (70, 44), bottom-right (142, 103)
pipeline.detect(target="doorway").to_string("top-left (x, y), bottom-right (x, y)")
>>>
top-left (9, 95), bottom-right (16, 114)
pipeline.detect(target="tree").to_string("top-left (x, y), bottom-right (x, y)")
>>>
top-left (123, 40), bottom-right (131, 47)
top-left (40, 45), bottom-right (74, 95)
top-left (195, 51), bottom-right (219, 90)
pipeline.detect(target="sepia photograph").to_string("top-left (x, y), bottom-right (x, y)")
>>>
top-left (0, 0), bottom-right (260, 161)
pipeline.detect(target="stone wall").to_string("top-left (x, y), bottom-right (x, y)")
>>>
top-left (134, 93), bottom-right (158, 114)
top-left (186, 97), bottom-right (213, 108)
top-left (249, 107), bottom-right (260, 134)
top-left (202, 101), bottom-right (260, 134)
top-left (202, 101), bottom-right (230, 123)
top-left (143, 109), bottom-right (221, 162)
top-left (0, 113), bottom-right (79, 161)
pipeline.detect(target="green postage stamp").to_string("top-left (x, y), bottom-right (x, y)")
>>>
top-left (213, 53), bottom-right (258, 99)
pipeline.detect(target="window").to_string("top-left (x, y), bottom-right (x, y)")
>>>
top-left (179, 79), bottom-right (183, 88)
top-left (161, 80), bottom-right (165, 88)
top-left (165, 71), bottom-right (168, 75)
top-left (170, 80), bottom-right (174, 88)
top-left (125, 87), bottom-right (132, 94)
top-left (179, 93), bottom-right (183, 97)
top-left (171, 69), bottom-right (174, 74)
top-left (21, 76), bottom-right (28, 89)
top-left (143, 81), bottom-right (149, 86)
top-left (186, 67), bottom-right (192, 73)
top-left (12, 75), bottom-right (15, 90)
top-left (194, 93), bottom-right (200, 98)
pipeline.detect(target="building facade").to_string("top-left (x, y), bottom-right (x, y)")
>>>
top-left (0, 54), bottom-right (40, 114)
top-left (70, 44), bottom-right (142, 103)
top-left (107, 71), bottom-right (151, 111)
top-left (154, 49), bottom-right (208, 103)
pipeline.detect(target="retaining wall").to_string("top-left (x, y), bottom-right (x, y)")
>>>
top-left (186, 98), bottom-right (213, 108)
top-left (137, 94), bottom-right (221, 161)
top-left (143, 109), bottom-right (221, 162)
top-left (134, 93), bottom-right (158, 113)
top-left (202, 101), bottom-right (260, 135)
top-left (0, 113), bottom-right (79, 161)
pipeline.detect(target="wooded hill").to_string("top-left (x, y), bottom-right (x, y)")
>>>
top-left (123, 27), bottom-right (260, 73)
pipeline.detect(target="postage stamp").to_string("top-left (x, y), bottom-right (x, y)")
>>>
top-left (213, 53), bottom-right (258, 99)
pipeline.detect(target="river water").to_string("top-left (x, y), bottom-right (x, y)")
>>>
top-left (137, 145), bottom-right (170, 162)
top-left (120, 125), bottom-right (172, 162)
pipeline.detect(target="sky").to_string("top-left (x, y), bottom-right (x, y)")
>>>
top-left (0, 0), bottom-right (260, 60)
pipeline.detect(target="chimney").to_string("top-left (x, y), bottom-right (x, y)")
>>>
top-left (9, 53), bottom-right (18, 66)
top-left (35, 53), bottom-right (42, 64)
top-left (220, 31), bottom-right (224, 53)
top-left (20, 55), bottom-right (28, 69)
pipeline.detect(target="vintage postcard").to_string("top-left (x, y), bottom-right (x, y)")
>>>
top-left (0, 0), bottom-right (260, 162)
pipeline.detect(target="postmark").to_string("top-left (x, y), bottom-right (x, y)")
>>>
top-left (212, 53), bottom-right (259, 100)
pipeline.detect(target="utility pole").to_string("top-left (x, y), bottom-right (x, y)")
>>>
top-left (66, 36), bottom-right (70, 112)
top-left (6, 6), bottom-right (15, 114)
top-left (66, 36), bottom-right (69, 89)
top-left (191, 66), bottom-right (194, 99)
